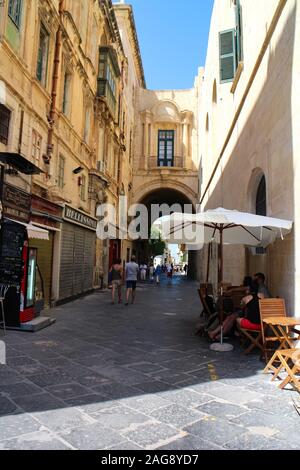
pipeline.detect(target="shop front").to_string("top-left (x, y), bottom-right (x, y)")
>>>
top-left (30, 195), bottom-right (63, 310)
top-left (0, 183), bottom-right (49, 327)
top-left (59, 205), bottom-right (97, 302)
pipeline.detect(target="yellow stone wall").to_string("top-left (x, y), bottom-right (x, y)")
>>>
top-left (198, 0), bottom-right (298, 312)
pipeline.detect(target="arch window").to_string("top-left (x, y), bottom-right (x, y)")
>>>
top-left (256, 175), bottom-right (266, 216)
top-left (205, 113), bottom-right (209, 132)
top-left (256, 175), bottom-right (266, 254)
top-left (212, 80), bottom-right (217, 104)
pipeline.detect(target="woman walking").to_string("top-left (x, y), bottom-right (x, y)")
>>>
top-left (109, 258), bottom-right (123, 304)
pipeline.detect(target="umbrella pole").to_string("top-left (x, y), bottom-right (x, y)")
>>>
top-left (219, 228), bottom-right (224, 345)
top-left (210, 225), bottom-right (233, 352)
top-left (205, 242), bottom-right (211, 293)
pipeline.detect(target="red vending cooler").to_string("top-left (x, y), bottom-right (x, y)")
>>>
top-left (0, 219), bottom-right (37, 327)
top-left (20, 244), bottom-right (37, 323)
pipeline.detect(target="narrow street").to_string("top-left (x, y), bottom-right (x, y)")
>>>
top-left (0, 275), bottom-right (299, 450)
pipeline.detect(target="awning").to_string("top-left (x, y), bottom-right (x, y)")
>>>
top-left (27, 224), bottom-right (49, 240)
top-left (5, 218), bottom-right (49, 240)
top-left (0, 152), bottom-right (44, 175)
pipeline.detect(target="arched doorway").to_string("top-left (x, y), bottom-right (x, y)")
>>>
top-left (247, 172), bottom-right (268, 277)
top-left (133, 187), bottom-right (198, 280)
top-left (256, 174), bottom-right (266, 216)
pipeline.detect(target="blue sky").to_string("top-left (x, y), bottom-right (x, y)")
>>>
top-left (114, 0), bottom-right (214, 90)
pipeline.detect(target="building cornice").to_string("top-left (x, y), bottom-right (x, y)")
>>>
top-left (99, 0), bottom-right (124, 57)
top-left (113, 4), bottom-right (146, 89)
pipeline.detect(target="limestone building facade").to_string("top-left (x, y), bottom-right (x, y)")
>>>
top-left (198, 0), bottom-right (299, 312)
top-left (0, 0), bottom-right (135, 306)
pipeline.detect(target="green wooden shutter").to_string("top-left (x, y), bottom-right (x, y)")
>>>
top-left (235, 0), bottom-right (243, 62)
top-left (219, 29), bottom-right (236, 83)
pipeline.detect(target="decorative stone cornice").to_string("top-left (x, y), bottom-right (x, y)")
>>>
top-left (38, 1), bottom-right (60, 35)
top-left (113, 4), bottom-right (146, 89)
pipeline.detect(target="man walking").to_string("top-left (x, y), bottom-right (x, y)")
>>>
top-left (125, 255), bottom-right (139, 305)
top-left (140, 263), bottom-right (147, 281)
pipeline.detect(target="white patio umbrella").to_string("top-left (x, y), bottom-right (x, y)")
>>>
top-left (161, 208), bottom-right (293, 351)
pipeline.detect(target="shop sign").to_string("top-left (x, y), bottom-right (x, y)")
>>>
top-left (64, 205), bottom-right (97, 231)
top-left (2, 183), bottom-right (31, 222)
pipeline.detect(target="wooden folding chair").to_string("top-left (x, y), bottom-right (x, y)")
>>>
top-left (237, 323), bottom-right (263, 355)
top-left (200, 283), bottom-right (214, 296)
top-left (198, 286), bottom-right (214, 320)
top-left (259, 298), bottom-right (295, 362)
top-left (264, 348), bottom-right (300, 392)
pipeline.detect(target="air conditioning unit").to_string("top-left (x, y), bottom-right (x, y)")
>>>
top-left (97, 161), bottom-right (106, 173)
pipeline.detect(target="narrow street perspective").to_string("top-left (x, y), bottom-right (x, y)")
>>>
top-left (0, 275), bottom-right (299, 450)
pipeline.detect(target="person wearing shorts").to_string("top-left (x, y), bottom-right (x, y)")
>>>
top-left (236, 283), bottom-right (264, 331)
top-left (125, 255), bottom-right (139, 305)
top-left (109, 258), bottom-right (123, 304)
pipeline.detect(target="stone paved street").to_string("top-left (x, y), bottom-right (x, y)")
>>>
top-left (0, 275), bottom-right (299, 450)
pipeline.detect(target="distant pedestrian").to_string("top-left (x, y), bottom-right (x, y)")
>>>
top-left (109, 258), bottom-right (123, 304)
top-left (125, 255), bottom-right (139, 305)
top-left (167, 264), bottom-right (173, 279)
top-left (155, 264), bottom-right (162, 284)
top-left (140, 263), bottom-right (147, 281)
top-left (149, 264), bottom-right (155, 282)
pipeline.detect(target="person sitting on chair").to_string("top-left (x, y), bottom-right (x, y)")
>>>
top-left (253, 272), bottom-right (271, 298)
top-left (236, 282), bottom-right (265, 331)
top-left (208, 280), bottom-right (264, 341)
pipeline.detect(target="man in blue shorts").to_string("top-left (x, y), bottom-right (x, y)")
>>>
top-left (125, 255), bottom-right (139, 305)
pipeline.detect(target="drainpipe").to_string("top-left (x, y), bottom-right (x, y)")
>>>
top-left (45, 0), bottom-right (65, 164)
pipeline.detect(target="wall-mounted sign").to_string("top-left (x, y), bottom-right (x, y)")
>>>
top-left (2, 183), bottom-right (31, 222)
top-left (63, 205), bottom-right (97, 231)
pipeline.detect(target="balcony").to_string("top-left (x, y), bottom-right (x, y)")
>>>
top-left (148, 156), bottom-right (184, 169)
top-left (97, 78), bottom-right (117, 117)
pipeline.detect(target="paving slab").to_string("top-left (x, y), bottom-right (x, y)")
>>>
top-left (0, 430), bottom-right (71, 450)
top-left (59, 423), bottom-right (124, 450)
top-left (122, 422), bottom-right (184, 449)
top-left (184, 416), bottom-right (245, 447)
top-left (1, 275), bottom-right (299, 450)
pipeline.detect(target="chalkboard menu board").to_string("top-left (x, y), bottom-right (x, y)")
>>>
top-left (0, 219), bottom-right (27, 285)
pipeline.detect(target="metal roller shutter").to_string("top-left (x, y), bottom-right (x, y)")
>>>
top-left (59, 224), bottom-right (75, 300)
top-left (73, 227), bottom-right (84, 295)
top-left (59, 223), bottom-right (96, 300)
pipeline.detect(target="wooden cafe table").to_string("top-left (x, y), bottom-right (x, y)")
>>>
top-left (262, 316), bottom-right (300, 351)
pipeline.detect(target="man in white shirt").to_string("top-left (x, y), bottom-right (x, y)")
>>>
top-left (140, 263), bottom-right (147, 281)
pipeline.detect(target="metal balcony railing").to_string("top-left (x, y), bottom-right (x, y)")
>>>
top-left (148, 156), bottom-right (184, 169)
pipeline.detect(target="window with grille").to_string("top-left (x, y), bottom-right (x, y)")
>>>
top-left (0, 104), bottom-right (11, 145)
top-left (8, 0), bottom-right (22, 29)
top-left (80, 175), bottom-right (86, 201)
top-left (31, 130), bottom-right (42, 166)
top-left (62, 71), bottom-right (72, 116)
top-left (157, 130), bottom-right (174, 167)
top-left (57, 155), bottom-right (65, 189)
top-left (36, 24), bottom-right (49, 86)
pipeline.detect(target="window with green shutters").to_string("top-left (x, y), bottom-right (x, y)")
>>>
top-left (235, 0), bottom-right (243, 63)
top-left (36, 24), bottom-right (49, 86)
top-left (219, 29), bottom-right (237, 83)
top-left (8, 0), bottom-right (22, 29)
top-left (97, 47), bottom-right (120, 118)
top-left (57, 155), bottom-right (65, 189)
